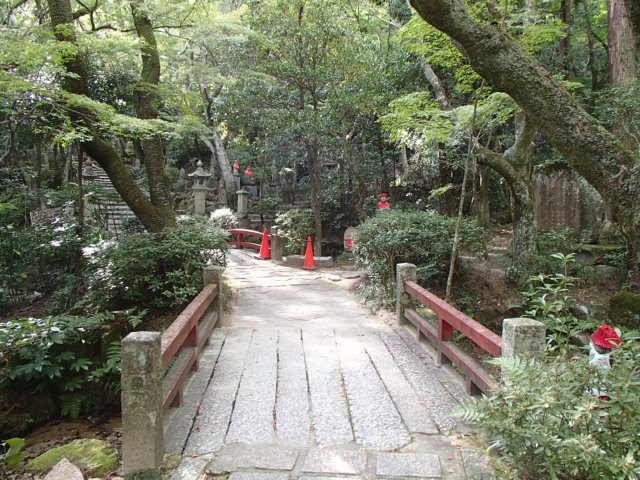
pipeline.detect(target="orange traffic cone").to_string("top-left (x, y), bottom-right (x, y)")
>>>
top-left (303, 236), bottom-right (316, 270)
top-left (258, 228), bottom-right (271, 260)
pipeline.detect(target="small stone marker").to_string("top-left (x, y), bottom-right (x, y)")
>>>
top-left (343, 226), bottom-right (356, 253)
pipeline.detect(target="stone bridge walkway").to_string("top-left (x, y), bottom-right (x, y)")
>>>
top-left (166, 250), bottom-right (494, 480)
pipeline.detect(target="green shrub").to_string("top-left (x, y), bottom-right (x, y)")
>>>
top-left (274, 208), bottom-right (315, 255)
top-left (85, 216), bottom-right (229, 309)
top-left (353, 209), bottom-right (485, 289)
top-left (456, 340), bottom-right (640, 480)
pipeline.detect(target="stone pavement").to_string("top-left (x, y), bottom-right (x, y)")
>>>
top-left (165, 250), bottom-right (494, 480)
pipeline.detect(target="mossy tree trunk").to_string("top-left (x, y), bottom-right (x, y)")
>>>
top-left (130, 1), bottom-right (175, 223)
top-left (47, 0), bottom-right (176, 233)
top-left (410, 0), bottom-right (640, 288)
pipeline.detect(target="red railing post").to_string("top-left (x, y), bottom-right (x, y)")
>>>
top-left (438, 317), bottom-right (454, 365)
top-left (237, 232), bottom-right (244, 249)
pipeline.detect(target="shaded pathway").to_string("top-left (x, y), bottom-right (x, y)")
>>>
top-left (166, 250), bottom-right (494, 480)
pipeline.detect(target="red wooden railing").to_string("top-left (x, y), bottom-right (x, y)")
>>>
top-left (403, 281), bottom-right (502, 395)
top-left (160, 282), bottom-right (220, 408)
top-left (228, 228), bottom-right (263, 251)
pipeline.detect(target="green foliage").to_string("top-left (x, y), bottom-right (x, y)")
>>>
top-left (256, 196), bottom-right (282, 215)
top-left (520, 254), bottom-right (599, 354)
top-left (0, 309), bottom-right (142, 420)
top-left (1, 437), bottom-right (26, 472)
top-left (0, 213), bottom-right (93, 311)
top-left (274, 208), bottom-right (315, 256)
top-left (0, 315), bottom-right (97, 419)
top-left (456, 342), bottom-right (640, 480)
top-left (85, 216), bottom-right (229, 309)
top-left (537, 228), bottom-right (578, 256)
top-left (353, 209), bottom-right (485, 296)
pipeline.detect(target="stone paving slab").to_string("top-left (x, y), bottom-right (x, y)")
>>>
top-left (276, 329), bottom-right (312, 444)
top-left (303, 329), bottom-right (354, 446)
top-left (184, 328), bottom-right (253, 454)
top-left (170, 456), bottom-right (209, 480)
top-left (226, 330), bottom-right (278, 444)
top-left (235, 445), bottom-right (300, 470)
top-left (229, 473), bottom-right (291, 480)
top-left (376, 453), bottom-right (441, 478)
top-left (335, 333), bottom-right (410, 450)
top-left (301, 449), bottom-right (367, 475)
top-left (364, 333), bottom-right (439, 435)
top-left (380, 330), bottom-right (463, 434)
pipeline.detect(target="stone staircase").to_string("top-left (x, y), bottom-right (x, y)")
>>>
top-left (485, 228), bottom-right (512, 269)
top-left (82, 163), bottom-right (137, 235)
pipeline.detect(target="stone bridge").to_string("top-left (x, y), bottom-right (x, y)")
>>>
top-left (163, 249), bottom-right (494, 480)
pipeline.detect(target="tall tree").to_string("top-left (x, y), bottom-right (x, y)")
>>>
top-left (408, 0), bottom-right (640, 287)
top-left (46, 0), bottom-right (176, 232)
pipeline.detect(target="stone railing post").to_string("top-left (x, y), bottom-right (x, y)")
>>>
top-left (121, 332), bottom-right (164, 475)
top-left (203, 265), bottom-right (225, 325)
top-left (502, 318), bottom-right (546, 358)
top-left (501, 318), bottom-right (546, 382)
top-left (396, 263), bottom-right (417, 325)
top-left (271, 227), bottom-right (284, 262)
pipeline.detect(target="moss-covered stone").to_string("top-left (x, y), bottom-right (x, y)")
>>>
top-left (25, 438), bottom-right (118, 477)
top-left (610, 290), bottom-right (640, 328)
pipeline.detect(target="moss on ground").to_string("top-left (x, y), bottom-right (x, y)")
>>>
top-left (25, 438), bottom-right (118, 477)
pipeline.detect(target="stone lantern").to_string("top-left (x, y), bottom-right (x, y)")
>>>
top-left (188, 160), bottom-right (212, 216)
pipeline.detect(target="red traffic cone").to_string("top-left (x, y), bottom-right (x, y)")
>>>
top-left (258, 228), bottom-right (271, 260)
top-left (303, 236), bottom-right (316, 270)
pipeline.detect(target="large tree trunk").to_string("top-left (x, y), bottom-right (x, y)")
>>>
top-left (130, 1), bottom-right (175, 220)
top-left (409, 0), bottom-right (640, 287)
top-left (609, 0), bottom-right (639, 150)
top-left (609, 0), bottom-right (638, 88)
top-left (47, 0), bottom-right (175, 232)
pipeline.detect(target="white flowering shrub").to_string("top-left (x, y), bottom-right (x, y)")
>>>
top-left (209, 208), bottom-right (238, 230)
